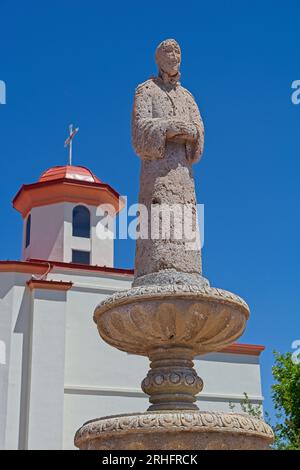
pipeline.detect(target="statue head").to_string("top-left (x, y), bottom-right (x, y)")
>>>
top-left (155, 39), bottom-right (181, 84)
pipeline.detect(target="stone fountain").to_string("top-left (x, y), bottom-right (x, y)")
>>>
top-left (75, 39), bottom-right (273, 450)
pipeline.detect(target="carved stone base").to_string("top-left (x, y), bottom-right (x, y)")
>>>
top-left (74, 411), bottom-right (274, 450)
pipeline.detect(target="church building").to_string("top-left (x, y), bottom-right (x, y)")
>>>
top-left (0, 164), bottom-right (265, 449)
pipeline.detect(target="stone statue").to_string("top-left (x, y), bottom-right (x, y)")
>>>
top-left (132, 39), bottom-right (205, 286)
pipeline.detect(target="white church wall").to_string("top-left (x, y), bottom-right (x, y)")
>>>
top-left (0, 274), bottom-right (33, 449)
top-left (22, 201), bottom-right (115, 267)
top-left (63, 272), bottom-right (136, 448)
top-left (92, 207), bottom-right (115, 267)
top-left (63, 274), bottom-right (133, 390)
top-left (5, 285), bottom-right (31, 450)
top-left (23, 203), bottom-right (65, 261)
top-left (197, 352), bottom-right (263, 402)
top-left (63, 202), bottom-right (114, 267)
top-left (26, 288), bottom-right (67, 450)
top-left (63, 391), bottom-right (149, 450)
top-left (0, 273), bottom-right (15, 450)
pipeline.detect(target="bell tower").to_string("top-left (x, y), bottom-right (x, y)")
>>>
top-left (13, 165), bottom-right (123, 267)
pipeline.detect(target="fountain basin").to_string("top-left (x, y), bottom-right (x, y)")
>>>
top-left (94, 284), bottom-right (250, 356)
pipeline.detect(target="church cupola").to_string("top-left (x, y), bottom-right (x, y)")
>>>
top-left (12, 165), bottom-right (123, 267)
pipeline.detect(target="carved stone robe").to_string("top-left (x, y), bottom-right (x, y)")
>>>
top-left (131, 78), bottom-right (205, 285)
top-left (132, 78), bottom-right (204, 163)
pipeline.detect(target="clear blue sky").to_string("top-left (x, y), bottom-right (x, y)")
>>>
top-left (1, 0), bottom-right (299, 422)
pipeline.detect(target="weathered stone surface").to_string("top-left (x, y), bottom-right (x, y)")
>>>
top-left (132, 39), bottom-right (205, 284)
top-left (74, 411), bottom-right (274, 450)
top-left (133, 271), bottom-right (210, 288)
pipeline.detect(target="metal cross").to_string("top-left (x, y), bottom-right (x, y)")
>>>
top-left (64, 124), bottom-right (79, 166)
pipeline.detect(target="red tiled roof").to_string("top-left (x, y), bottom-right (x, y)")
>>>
top-left (12, 166), bottom-right (123, 218)
top-left (0, 259), bottom-right (134, 277)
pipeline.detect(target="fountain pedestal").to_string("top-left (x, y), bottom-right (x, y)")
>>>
top-left (141, 346), bottom-right (203, 411)
top-left (74, 284), bottom-right (273, 450)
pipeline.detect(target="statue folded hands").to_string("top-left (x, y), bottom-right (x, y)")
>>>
top-left (132, 39), bottom-right (204, 163)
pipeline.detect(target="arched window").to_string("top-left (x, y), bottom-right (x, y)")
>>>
top-left (72, 205), bottom-right (90, 238)
top-left (25, 214), bottom-right (31, 248)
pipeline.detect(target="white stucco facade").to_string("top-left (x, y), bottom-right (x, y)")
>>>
top-left (22, 202), bottom-right (114, 267)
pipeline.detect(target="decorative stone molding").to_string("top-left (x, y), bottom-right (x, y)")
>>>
top-left (142, 370), bottom-right (203, 392)
top-left (141, 347), bottom-right (204, 410)
top-left (74, 411), bottom-right (274, 450)
top-left (95, 283), bottom-right (249, 316)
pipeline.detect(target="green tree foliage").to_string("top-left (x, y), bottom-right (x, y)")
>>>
top-left (270, 351), bottom-right (300, 450)
top-left (228, 392), bottom-right (262, 418)
top-left (228, 350), bottom-right (300, 450)
top-left (240, 392), bottom-right (262, 419)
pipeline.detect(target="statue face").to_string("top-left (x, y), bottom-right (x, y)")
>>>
top-left (157, 42), bottom-right (181, 76)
